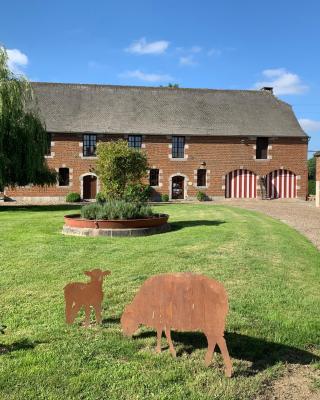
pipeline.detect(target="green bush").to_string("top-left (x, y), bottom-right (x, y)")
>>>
top-left (81, 200), bottom-right (154, 220)
top-left (308, 180), bottom-right (316, 195)
top-left (0, 323), bottom-right (6, 334)
top-left (124, 183), bottom-right (152, 203)
top-left (161, 194), bottom-right (169, 202)
top-left (96, 192), bottom-right (107, 204)
top-left (66, 192), bottom-right (81, 202)
top-left (96, 140), bottom-right (148, 199)
top-left (196, 191), bottom-right (207, 201)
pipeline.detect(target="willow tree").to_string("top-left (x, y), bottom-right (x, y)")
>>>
top-left (0, 47), bottom-right (56, 193)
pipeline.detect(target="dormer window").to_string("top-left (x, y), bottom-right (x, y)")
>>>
top-left (83, 134), bottom-right (97, 157)
top-left (128, 135), bottom-right (142, 149)
top-left (172, 136), bottom-right (185, 158)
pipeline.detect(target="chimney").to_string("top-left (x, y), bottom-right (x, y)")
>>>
top-left (260, 87), bottom-right (273, 94)
top-left (315, 151), bottom-right (320, 208)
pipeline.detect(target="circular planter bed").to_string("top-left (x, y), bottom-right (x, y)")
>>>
top-left (62, 214), bottom-right (170, 237)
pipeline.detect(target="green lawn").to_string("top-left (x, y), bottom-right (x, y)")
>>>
top-left (0, 204), bottom-right (319, 400)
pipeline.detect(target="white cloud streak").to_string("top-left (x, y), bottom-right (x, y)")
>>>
top-left (254, 68), bottom-right (308, 95)
top-left (298, 119), bottom-right (320, 133)
top-left (126, 38), bottom-right (169, 55)
top-left (179, 55), bottom-right (197, 66)
top-left (207, 48), bottom-right (222, 57)
top-left (119, 69), bottom-right (173, 83)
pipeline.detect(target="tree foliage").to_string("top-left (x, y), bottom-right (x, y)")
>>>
top-left (308, 156), bottom-right (316, 180)
top-left (96, 140), bottom-right (148, 199)
top-left (0, 47), bottom-right (56, 192)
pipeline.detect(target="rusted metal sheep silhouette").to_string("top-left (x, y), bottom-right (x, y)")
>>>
top-left (121, 272), bottom-right (232, 377)
top-left (64, 269), bottom-right (111, 326)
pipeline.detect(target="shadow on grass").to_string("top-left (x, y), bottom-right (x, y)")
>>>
top-left (102, 317), bottom-right (121, 325)
top-left (0, 204), bottom-right (82, 213)
top-left (0, 338), bottom-right (42, 355)
top-left (135, 330), bottom-right (319, 373)
top-left (170, 220), bottom-right (226, 231)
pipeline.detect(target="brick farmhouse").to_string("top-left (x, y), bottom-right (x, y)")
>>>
top-left (7, 82), bottom-right (308, 201)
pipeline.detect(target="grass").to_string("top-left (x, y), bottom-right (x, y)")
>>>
top-left (0, 203), bottom-right (319, 400)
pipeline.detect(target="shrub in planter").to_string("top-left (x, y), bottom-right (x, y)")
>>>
top-left (196, 191), bottom-right (207, 201)
top-left (96, 192), bottom-right (107, 204)
top-left (124, 183), bottom-right (152, 203)
top-left (161, 194), bottom-right (169, 202)
top-left (81, 200), bottom-right (154, 220)
top-left (66, 192), bottom-right (81, 203)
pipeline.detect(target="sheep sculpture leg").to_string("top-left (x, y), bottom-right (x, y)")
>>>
top-left (205, 335), bottom-right (217, 367)
top-left (156, 328), bottom-right (162, 353)
top-left (94, 303), bottom-right (102, 325)
top-left (84, 305), bottom-right (91, 327)
top-left (216, 336), bottom-right (232, 378)
top-left (164, 328), bottom-right (176, 358)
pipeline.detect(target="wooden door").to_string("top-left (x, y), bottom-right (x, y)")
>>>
top-left (83, 175), bottom-right (97, 199)
top-left (172, 176), bottom-right (184, 199)
top-left (266, 169), bottom-right (296, 199)
top-left (225, 169), bottom-right (257, 198)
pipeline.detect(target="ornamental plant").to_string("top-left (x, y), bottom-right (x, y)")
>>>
top-left (196, 191), bottom-right (207, 201)
top-left (66, 192), bottom-right (81, 202)
top-left (96, 140), bottom-right (148, 200)
top-left (123, 183), bottom-right (152, 203)
top-left (81, 200), bottom-right (153, 220)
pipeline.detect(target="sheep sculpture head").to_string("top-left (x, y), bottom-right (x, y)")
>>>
top-left (120, 306), bottom-right (139, 337)
top-left (84, 269), bottom-right (111, 281)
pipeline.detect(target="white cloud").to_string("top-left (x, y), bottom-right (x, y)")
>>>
top-left (254, 68), bottom-right (308, 95)
top-left (298, 118), bottom-right (320, 133)
top-left (126, 38), bottom-right (169, 55)
top-left (179, 55), bottom-right (197, 66)
top-left (207, 48), bottom-right (222, 57)
top-left (119, 69), bottom-right (173, 83)
top-left (190, 46), bottom-right (202, 53)
top-left (5, 48), bottom-right (28, 75)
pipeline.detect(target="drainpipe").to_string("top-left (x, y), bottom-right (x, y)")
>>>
top-left (315, 152), bottom-right (320, 208)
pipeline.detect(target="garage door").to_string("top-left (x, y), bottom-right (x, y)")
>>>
top-left (225, 169), bottom-right (257, 198)
top-left (266, 169), bottom-right (297, 199)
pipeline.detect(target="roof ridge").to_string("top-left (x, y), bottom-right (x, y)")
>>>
top-left (31, 81), bottom-right (266, 94)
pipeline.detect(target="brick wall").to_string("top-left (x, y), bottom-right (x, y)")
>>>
top-left (316, 153), bottom-right (320, 182)
top-left (7, 133), bottom-right (308, 200)
top-left (316, 153), bottom-right (320, 207)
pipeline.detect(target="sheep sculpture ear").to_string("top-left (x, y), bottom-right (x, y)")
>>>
top-left (84, 270), bottom-right (92, 277)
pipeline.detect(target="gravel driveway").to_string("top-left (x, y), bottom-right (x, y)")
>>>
top-left (214, 199), bottom-right (320, 250)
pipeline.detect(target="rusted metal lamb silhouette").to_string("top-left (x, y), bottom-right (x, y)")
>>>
top-left (121, 272), bottom-right (232, 377)
top-left (64, 269), bottom-right (111, 327)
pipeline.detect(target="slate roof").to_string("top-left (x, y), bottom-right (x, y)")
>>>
top-left (30, 82), bottom-right (306, 137)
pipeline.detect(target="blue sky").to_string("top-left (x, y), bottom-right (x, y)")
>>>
top-left (1, 0), bottom-right (320, 153)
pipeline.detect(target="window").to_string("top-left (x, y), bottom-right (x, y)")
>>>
top-left (256, 137), bottom-right (269, 159)
top-left (46, 133), bottom-right (51, 155)
top-left (83, 134), bottom-right (97, 157)
top-left (128, 135), bottom-right (142, 149)
top-left (149, 169), bottom-right (159, 186)
top-left (58, 168), bottom-right (69, 186)
top-left (172, 136), bottom-right (185, 158)
top-left (197, 169), bottom-right (206, 187)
